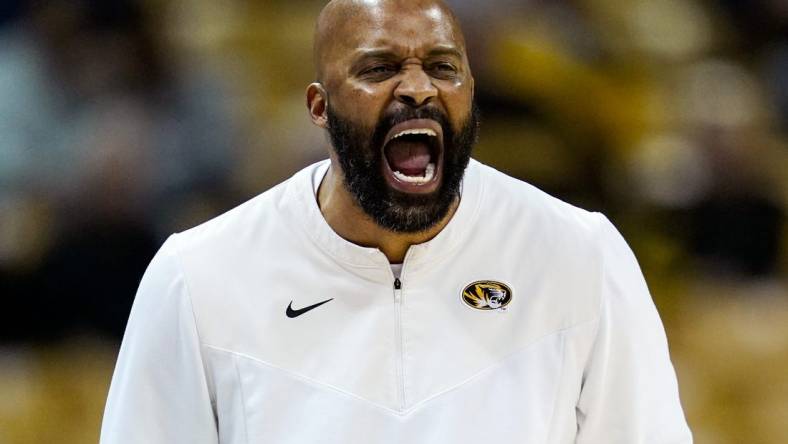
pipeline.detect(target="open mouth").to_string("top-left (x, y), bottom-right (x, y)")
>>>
top-left (381, 119), bottom-right (443, 194)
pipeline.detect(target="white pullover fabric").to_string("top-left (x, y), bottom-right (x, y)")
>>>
top-left (101, 159), bottom-right (692, 444)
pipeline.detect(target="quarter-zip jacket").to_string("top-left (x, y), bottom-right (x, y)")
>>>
top-left (101, 159), bottom-right (692, 443)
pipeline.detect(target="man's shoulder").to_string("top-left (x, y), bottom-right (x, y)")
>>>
top-left (176, 183), bottom-right (284, 249)
top-left (474, 160), bottom-right (602, 238)
top-left (171, 160), bottom-right (322, 256)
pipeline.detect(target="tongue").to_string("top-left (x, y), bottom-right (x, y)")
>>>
top-left (386, 140), bottom-right (431, 176)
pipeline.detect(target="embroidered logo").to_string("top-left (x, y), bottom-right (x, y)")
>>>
top-left (461, 281), bottom-right (512, 311)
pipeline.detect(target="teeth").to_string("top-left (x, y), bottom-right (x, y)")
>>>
top-left (393, 163), bottom-right (435, 184)
top-left (392, 128), bottom-right (437, 140)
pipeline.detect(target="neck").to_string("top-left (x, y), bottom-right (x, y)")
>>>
top-left (317, 162), bottom-right (458, 264)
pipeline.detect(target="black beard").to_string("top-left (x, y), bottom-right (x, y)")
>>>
top-left (326, 102), bottom-right (480, 233)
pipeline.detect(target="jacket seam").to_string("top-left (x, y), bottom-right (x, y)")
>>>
top-left (574, 213), bottom-right (610, 418)
top-left (233, 354), bottom-right (251, 444)
top-left (168, 233), bottom-right (219, 416)
top-left (594, 212), bottom-right (608, 333)
top-left (404, 316), bottom-right (597, 414)
top-left (202, 344), bottom-right (406, 416)
top-left (543, 329), bottom-right (567, 444)
top-left (202, 316), bottom-right (597, 418)
top-left (583, 213), bottom-right (608, 373)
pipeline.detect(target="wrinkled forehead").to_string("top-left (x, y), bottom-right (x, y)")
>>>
top-left (352, 3), bottom-right (461, 49)
top-left (316, 1), bottom-right (466, 78)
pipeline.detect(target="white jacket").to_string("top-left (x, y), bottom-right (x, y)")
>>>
top-left (101, 159), bottom-right (692, 443)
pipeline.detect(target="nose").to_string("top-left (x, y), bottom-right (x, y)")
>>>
top-left (394, 65), bottom-right (437, 107)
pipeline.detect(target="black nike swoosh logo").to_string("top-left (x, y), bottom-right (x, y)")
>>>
top-left (286, 298), bottom-right (334, 318)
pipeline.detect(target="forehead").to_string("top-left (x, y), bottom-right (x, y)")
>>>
top-left (336, 3), bottom-right (463, 56)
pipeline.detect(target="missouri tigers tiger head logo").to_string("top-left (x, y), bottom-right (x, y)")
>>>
top-left (461, 281), bottom-right (512, 311)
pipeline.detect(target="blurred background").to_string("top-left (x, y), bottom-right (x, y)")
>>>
top-left (0, 0), bottom-right (786, 442)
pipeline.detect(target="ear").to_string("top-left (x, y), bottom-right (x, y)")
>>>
top-left (306, 82), bottom-right (329, 128)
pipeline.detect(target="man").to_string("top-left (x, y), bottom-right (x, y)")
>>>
top-left (101, 1), bottom-right (692, 443)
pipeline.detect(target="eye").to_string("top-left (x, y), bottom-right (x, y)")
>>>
top-left (360, 64), bottom-right (397, 79)
top-left (429, 62), bottom-right (458, 79)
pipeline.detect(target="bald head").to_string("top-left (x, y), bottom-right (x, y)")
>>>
top-left (313, 0), bottom-right (467, 82)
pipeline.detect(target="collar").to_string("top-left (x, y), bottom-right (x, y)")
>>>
top-left (284, 158), bottom-right (485, 280)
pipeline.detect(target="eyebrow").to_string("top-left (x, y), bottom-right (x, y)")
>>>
top-left (352, 49), bottom-right (399, 63)
top-left (352, 45), bottom-right (463, 64)
top-left (426, 46), bottom-right (463, 59)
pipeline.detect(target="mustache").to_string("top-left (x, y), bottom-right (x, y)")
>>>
top-left (373, 106), bottom-right (452, 145)
top-left (382, 106), bottom-right (449, 129)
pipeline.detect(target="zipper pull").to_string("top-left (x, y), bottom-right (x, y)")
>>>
top-left (394, 278), bottom-right (402, 290)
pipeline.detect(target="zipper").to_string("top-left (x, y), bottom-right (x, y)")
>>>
top-left (393, 277), bottom-right (405, 410)
top-left (391, 247), bottom-right (415, 412)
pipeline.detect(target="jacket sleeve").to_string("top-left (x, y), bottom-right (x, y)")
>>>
top-left (575, 215), bottom-right (692, 444)
top-left (100, 236), bottom-right (219, 444)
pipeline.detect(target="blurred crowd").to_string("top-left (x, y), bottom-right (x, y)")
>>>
top-left (0, 0), bottom-right (786, 443)
top-left (0, 0), bottom-right (243, 340)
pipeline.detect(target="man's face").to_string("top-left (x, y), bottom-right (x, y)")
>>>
top-left (317, 1), bottom-right (478, 233)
